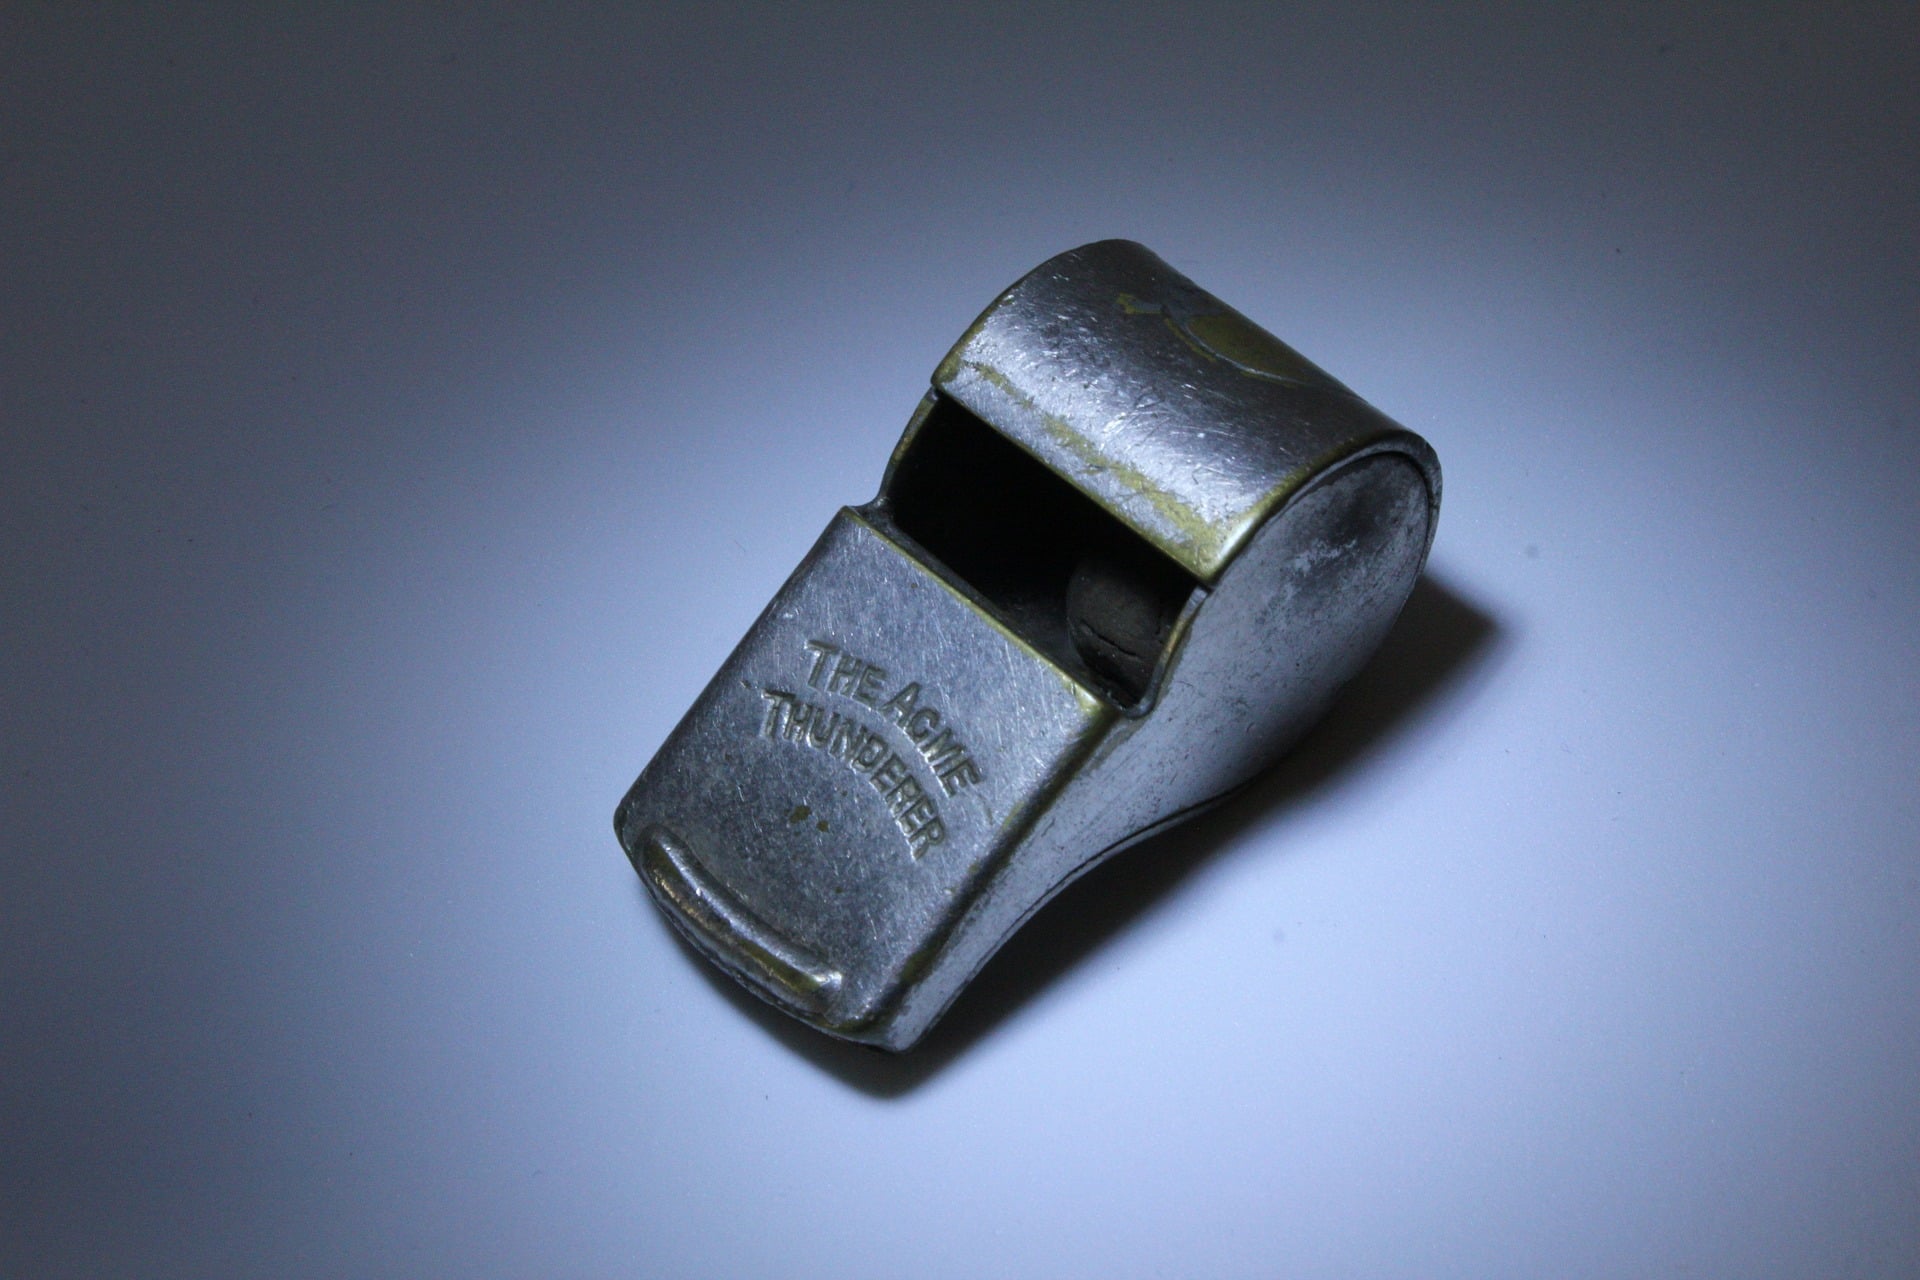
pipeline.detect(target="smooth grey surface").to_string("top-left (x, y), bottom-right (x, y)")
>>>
top-left (4, 4), bottom-right (1916, 1277)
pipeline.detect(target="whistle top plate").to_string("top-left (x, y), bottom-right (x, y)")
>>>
top-left (935, 240), bottom-right (1433, 582)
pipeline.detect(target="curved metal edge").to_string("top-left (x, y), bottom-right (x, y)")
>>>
top-left (624, 821), bottom-right (845, 1020)
top-left (1202, 427), bottom-right (1442, 584)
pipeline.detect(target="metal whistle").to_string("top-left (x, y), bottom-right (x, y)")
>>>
top-left (615, 241), bottom-right (1441, 1050)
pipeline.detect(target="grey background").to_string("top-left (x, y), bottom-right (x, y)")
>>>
top-left (4, 4), bottom-right (1916, 1276)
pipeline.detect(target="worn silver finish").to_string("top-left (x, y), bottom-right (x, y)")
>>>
top-left (616, 240), bottom-right (1441, 1050)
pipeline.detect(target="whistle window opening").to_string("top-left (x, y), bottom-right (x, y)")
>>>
top-left (881, 396), bottom-right (1200, 709)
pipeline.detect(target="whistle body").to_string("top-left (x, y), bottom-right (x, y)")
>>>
top-left (616, 241), bottom-right (1440, 1050)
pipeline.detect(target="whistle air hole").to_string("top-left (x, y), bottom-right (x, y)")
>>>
top-left (882, 396), bottom-right (1197, 707)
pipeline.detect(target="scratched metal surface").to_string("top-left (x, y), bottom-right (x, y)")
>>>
top-left (939, 241), bottom-right (1422, 581)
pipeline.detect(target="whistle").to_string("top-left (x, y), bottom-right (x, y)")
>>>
top-left (615, 241), bottom-right (1440, 1050)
